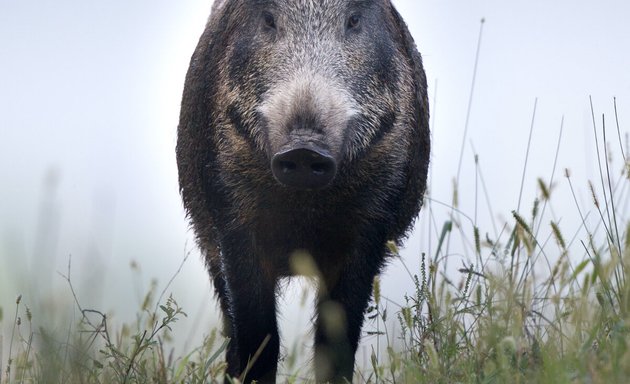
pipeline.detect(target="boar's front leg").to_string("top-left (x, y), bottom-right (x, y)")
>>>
top-left (314, 238), bottom-right (385, 383)
top-left (219, 231), bottom-right (280, 384)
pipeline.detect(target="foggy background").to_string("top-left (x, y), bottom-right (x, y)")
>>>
top-left (1, 0), bottom-right (629, 372)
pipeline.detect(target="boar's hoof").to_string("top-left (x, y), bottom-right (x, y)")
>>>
top-left (271, 146), bottom-right (337, 190)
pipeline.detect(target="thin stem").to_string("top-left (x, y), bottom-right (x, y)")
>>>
top-left (455, 18), bottom-right (485, 191)
top-left (517, 98), bottom-right (538, 213)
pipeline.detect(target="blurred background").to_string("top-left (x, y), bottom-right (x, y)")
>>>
top-left (1, 0), bottom-right (629, 372)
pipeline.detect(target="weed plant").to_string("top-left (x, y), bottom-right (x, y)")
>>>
top-left (1, 261), bottom-right (228, 383)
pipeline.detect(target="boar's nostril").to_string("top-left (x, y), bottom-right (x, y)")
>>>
top-left (280, 161), bottom-right (297, 173)
top-left (271, 147), bottom-right (337, 190)
top-left (311, 162), bottom-right (331, 176)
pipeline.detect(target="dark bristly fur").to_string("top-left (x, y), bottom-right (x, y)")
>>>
top-left (176, 0), bottom-right (429, 382)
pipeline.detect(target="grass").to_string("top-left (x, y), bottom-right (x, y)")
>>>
top-left (1, 98), bottom-right (628, 384)
top-left (1, 264), bottom-right (229, 383)
top-left (358, 97), bottom-right (630, 383)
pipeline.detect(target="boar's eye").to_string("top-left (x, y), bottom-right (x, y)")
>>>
top-left (346, 14), bottom-right (361, 31)
top-left (262, 11), bottom-right (276, 30)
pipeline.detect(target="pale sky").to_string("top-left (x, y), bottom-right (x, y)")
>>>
top-left (1, 0), bottom-right (629, 368)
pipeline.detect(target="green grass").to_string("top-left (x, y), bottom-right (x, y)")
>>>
top-left (2, 100), bottom-right (629, 383)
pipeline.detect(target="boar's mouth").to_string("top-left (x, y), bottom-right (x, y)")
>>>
top-left (271, 144), bottom-right (337, 190)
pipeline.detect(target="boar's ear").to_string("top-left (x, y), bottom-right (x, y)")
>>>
top-left (387, 4), bottom-right (429, 122)
top-left (179, 0), bottom-right (239, 138)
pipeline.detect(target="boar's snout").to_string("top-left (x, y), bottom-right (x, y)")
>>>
top-left (271, 145), bottom-right (337, 190)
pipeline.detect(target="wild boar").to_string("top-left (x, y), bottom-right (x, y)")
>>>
top-left (176, 0), bottom-right (430, 382)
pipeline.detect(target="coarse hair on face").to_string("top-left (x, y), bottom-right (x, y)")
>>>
top-left (257, 70), bottom-right (359, 160)
top-left (211, 0), bottom-right (414, 167)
